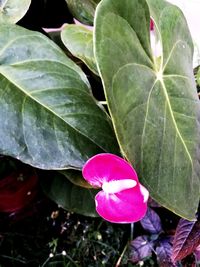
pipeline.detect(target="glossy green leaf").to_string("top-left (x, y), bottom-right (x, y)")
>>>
top-left (0, 0), bottom-right (31, 23)
top-left (0, 24), bottom-right (118, 170)
top-left (61, 24), bottom-right (98, 75)
top-left (65, 0), bottom-right (100, 25)
top-left (41, 172), bottom-right (98, 217)
top-left (94, 0), bottom-right (200, 219)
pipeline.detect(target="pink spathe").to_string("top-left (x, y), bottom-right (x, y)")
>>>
top-left (82, 153), bottom-right (149, 223)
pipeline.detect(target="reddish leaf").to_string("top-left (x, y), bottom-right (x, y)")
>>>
top-left (156, 239), bottom-right (178, 267)
top-left (130, 235), bottom-right (152, 263)
top-left (140, 207), bottom-right (162, 234)
top-left (172, 219), bottom-right (200, 262)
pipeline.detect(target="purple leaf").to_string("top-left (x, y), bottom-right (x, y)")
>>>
top-left (140, 207), bottom-right (162, 234)
top-left (172, 219), bottom-right (200, 262)
top-left (130, 235), bottom-right (152, 263)
top-left (156, 239), bottom-right (178, 267)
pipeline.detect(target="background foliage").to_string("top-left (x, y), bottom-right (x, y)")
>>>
top-left (0, 0), bottom-right (200, 266)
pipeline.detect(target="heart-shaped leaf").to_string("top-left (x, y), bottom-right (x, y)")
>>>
top-left (0, 24), bottom-right (118, 170)
top-left (140, 208), bottom-right (162, 234)
top-left (41, 172), bottom-right (98, 217)
top-left (0, 0), bottom-right (31, 23)
top-left (94, 0), bottom-right (200, 219)
top-left (61, 24), bottom-right (98, 75)
top-left (65, 0), bottom-right (100, 25)
top-left (172, 218), bottom-right (200, 262)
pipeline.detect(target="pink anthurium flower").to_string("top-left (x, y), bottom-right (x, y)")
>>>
top-left (82, 153), bottom-right (149, 224)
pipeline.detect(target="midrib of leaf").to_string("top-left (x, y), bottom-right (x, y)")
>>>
top-left (96, 0), bottom-right (194, 169)
top-left (178, 226), bottom-right (195, 254)
top-left (159, 76), bottom-right (193, 165)
top-left (141, 7), bottom-right (193, 167)
top-left (94, 0), bottom-right (199, 219)
top-left (124, 18), bottom-right (192, 171)
top-left (162, 39), bottom-right (183, 72)
top-left (172, 220), bottom-right (199, 262)
top-left (0, 32), bottom-right (87, 83)
top-left (141, 73), bottom-right (193, 169)
top-left (0, 70), bottom-right (108, 152)
top-left (154, 12), bottom-right (193, 165)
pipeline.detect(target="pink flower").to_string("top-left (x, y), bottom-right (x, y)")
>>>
top-left (82, 153), bottom-right (149, 223)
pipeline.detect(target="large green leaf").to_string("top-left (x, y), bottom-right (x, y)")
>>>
top-left (0, 24), bottom-right (118, 170)
top-left (61, 24), bottom-right (98, 75)
top-left (0, 0), bottom-right (31, 23)
top-left (41, 172), bottom-right (98, 217)
top-left (65, 0), bottom-right (100, 25)
top-left (94, 0), bottom-right (200, 219)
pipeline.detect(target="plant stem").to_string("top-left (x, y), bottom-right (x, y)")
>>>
top-left (130, 223), bottom-right (134, 240)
